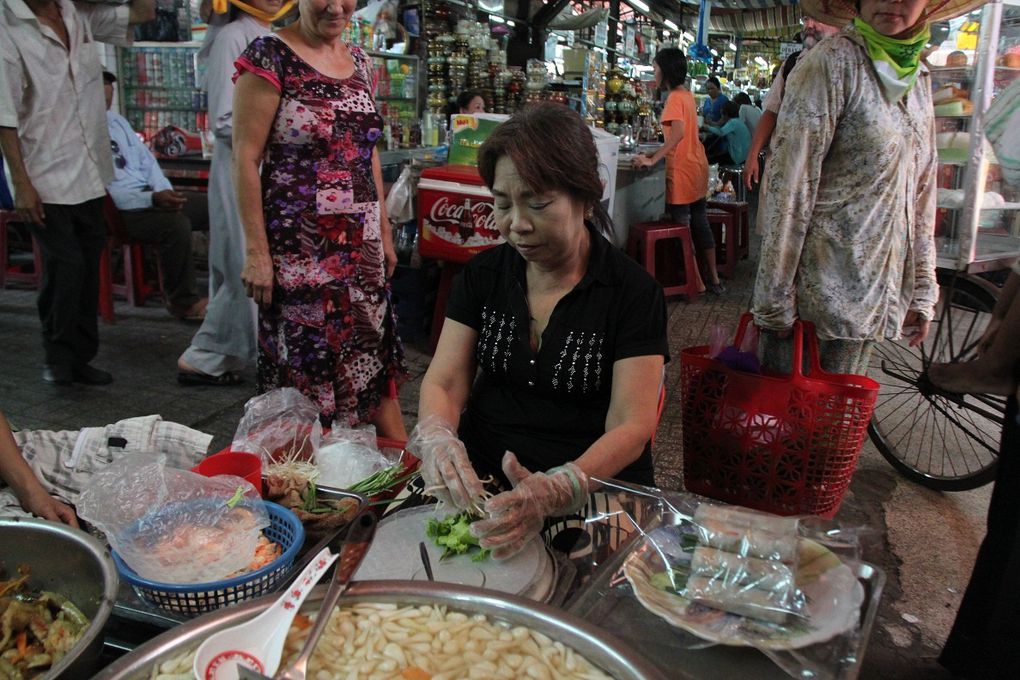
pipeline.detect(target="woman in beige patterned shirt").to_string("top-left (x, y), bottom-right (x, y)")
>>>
top-left (752, 0), bottom-right (985, 375)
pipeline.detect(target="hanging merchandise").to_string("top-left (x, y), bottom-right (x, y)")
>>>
top-left (688, 0), bottom-right (714, 63)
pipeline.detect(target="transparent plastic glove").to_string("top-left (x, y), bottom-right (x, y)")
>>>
top-left (471, 452), bottom-right (590, 560)
top-left (406, 415), bottom-right (485, 511)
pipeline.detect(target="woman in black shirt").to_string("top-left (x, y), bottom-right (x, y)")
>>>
top-left (411, 103), bottom-right (669, 559)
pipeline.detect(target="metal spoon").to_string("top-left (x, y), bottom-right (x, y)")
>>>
top-left (276, 510), bottom-right (377, 680)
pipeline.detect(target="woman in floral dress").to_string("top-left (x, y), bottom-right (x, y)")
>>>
top-left (231, 0), bottom-right (407, 435)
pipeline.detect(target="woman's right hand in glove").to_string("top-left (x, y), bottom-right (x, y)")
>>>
top-left (407, 416), bottom-right (485, 510)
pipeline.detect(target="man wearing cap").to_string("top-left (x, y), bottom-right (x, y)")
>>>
top-left (103, 71), bottom-right (208, 322)
top-left (0, 0), bottom-right (155, 386)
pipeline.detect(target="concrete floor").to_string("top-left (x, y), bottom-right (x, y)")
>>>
top-left (0, 244), bottom-right (994, 679)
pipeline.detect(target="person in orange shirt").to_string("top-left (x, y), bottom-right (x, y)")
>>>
top-left (633, 48), bottom-right (723, 294)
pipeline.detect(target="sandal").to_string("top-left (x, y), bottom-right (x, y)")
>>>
top-left (177, 370), bottom-right (244, 387)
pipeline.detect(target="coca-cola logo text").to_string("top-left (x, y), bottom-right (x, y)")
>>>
top-left (426, 196), bottom-right (499, 237)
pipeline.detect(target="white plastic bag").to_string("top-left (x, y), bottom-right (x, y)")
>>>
top-left (385, 165), bottom-right (416, 224)
top-left (315, 425), bottom-right (389, 489)
top-left (77, 454), bottom-right (268, 584)
top-left (232, 387), bottom-right (323, 464)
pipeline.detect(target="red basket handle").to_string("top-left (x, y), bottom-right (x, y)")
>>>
top-left (734, 313), bottom-right (823, 380)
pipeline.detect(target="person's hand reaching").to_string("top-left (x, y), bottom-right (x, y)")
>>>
top-left (471, 452), bottom-right (589, 560)
top-left (20, 486), bottom-right (78, 527)
top-left (407, 416), bottom-right (485, 511)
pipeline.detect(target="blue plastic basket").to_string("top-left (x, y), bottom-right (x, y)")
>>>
top-left (112, 501), bottom-right (304, 616)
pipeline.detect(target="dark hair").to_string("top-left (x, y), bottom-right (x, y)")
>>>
top-left (653, 48), bottom-right (687, 90)
top-left (781, 51), bottom-right (802, 81)
top-left (102, 70), bottom-right (117, 85)
top-left (733, 92), bottom-right (752, 106)
top-left (722, 101), bottom-right (741, 120)
top-left (456, 90), bottom-right (485, 112)
top-left (705, 76), bottom-right (721, 89)
top-left (477, 103), bottom-right (613, 238)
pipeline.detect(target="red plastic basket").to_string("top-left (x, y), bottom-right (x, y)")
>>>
top-left (680, 315), bottom-right (879, 518)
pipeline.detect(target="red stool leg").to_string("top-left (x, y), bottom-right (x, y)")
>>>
top-left (677, 227), bottom-right (700, 303)
top-left (428, 262), bottom-right (463, 355)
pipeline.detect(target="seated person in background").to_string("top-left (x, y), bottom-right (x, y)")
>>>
top-left (455, 90), bottom-right (486, 115)
top-left (701, 76), bottom-right (729, 126)
top-left (104, 71), bottom-right (207, 321)
top-left (702, 101), bottom-right (751, 166)
top-left (410, 103), bottom-right (669, 560)
top-left (0, 411), bottom-right (212, 524)
top-left (734, 92), bottom-right (761, 136)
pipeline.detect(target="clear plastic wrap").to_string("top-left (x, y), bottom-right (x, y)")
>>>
top-left (231, 387), bottom-right (323, 465)
top-left (315, 425), bottom-right (389, 489)
top-left (77, 454), bottom-right (270, 584)
top-left (554, 481), bottom-right (881, 680)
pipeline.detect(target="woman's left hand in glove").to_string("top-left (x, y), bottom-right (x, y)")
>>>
top-left (470, 452), bottom-right (589, 560)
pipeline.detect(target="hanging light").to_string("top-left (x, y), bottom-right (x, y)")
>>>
top-left (664, 19), bottom-right (679, 30)
top-left (754, 56), bottom-right (768, 67)
top-left (629, 0), bottom-right (650, 13)
top-left (710, 48), bottom-right (719, 56)
top-left (728, 42), bottom-right (737, 51)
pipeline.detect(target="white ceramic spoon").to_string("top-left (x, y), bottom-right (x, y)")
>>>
top-left (192, 547), bottom-right (340, 680)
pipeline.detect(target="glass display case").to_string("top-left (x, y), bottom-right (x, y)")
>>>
top-left (932, 0), bottom-right (1020, 273)
top-left (116, 42), bottom-right (206, 140)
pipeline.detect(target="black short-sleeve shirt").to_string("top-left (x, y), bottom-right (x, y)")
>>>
top-left (445, 225), bottom-right (669, 485)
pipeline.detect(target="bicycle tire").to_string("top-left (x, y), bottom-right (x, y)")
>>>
top-left (868, 271), bottom-right (1004, 491)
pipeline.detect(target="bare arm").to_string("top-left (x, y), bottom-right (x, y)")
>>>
top-left (633, 119), bottom-right (684, 169)
top-left (372, 147), bottom-right (397, 277)
top-left (232, 71), bottom-right (280, 306)
top-left (418, 318), bottom-right (479, 429)
top-left (743, 109), bottom-right (778, 190)
top-left (572, 355), bottom-right (663, 479)
top-left (0, 413), bottom-right (78, 527)
top-left (0, 127), bottom-right (44, 225)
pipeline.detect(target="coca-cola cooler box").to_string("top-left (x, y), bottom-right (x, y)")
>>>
top-left (417, 164), bottom-right (503, 264)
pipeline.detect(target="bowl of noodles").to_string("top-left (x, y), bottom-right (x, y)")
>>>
top-left (93, 581), bottom-right (674, 680)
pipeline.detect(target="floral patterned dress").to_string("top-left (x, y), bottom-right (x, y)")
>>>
top-left (236, 36), bottom-right (406, 426)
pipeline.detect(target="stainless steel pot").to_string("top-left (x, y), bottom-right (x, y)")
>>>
top-left (0, 517), bottom-right (119, 679)
top-left (94, 581), bottom-right (670, 680)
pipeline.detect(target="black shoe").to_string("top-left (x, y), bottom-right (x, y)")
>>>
top-left (72, 364), bottom-right (113, 385)
top-left (43, 364), bottom-right (73, 386)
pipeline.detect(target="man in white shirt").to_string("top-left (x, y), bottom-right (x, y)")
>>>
top-left (742, 15), bottom-right (840, 191)
top-left (0, 0), bottom-right (155, 386)
top-left (104, 72), bottom-right (207, 322)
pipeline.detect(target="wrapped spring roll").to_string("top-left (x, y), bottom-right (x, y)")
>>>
top-left (690, 546), bottom-right (797, 595)
top-left (694, 505), bottom-right (799, 563)
top-left (684, 573), bottom-right (794, 625)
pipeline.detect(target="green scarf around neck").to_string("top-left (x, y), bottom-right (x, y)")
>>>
top-left (854, 17), bottom-right (931, 101)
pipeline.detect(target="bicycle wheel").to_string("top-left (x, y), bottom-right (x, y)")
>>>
top-left (867, 270), bottom-right (1005, 491)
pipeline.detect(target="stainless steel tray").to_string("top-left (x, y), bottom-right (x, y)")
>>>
top-left (95, 581), bottom-right (674, 680)
top-left (566, 513), bottom-right (886, 680)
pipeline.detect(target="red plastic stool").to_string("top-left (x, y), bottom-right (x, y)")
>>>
top-left (708, 200), bottom-right (750, 262)
top-left (627, 221), bottom-right (701, 302)
top-left (706, 209), bottom-right (739, 280)
top-left (0, 210), bottom-right (43, 289)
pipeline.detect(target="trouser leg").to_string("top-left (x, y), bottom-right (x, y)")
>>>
top-left (29, 199), bottom-right (106, 367)
top-left (120, 208), bottom-right (200, 310)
